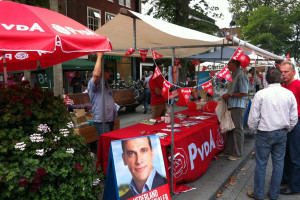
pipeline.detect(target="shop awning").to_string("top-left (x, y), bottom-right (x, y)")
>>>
top-left (62, 59), bottom-right (95, 71)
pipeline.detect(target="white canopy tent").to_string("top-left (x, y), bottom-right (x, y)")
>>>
top-left (96, 9), bottom-right (227, 58)
top-left (96, 9), bottom-right (283, 61)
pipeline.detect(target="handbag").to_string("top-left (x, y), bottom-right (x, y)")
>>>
top-left (215, 98), bottom-right (235, 133)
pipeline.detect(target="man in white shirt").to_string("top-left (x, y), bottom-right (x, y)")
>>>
top-left (247, 67), bottom-right (298, 200)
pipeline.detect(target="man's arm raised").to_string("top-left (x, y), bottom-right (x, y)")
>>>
top-left (93, 53), bottom-right (103, 85)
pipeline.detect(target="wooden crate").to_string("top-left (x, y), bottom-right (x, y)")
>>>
top-left (74, 126), bottom-right (97, 144)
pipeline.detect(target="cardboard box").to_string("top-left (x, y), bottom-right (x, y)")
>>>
top-left (75, 121), bottom-right (89, 129)
top-left (74, 126), bottom-right (98, 144)
top-left (72, 115), bottom-right (86, 124)
top-left (113, 118), bottom-right (120, 130)
top-left (86, 111), bottom-right (93, 120)
top-left (73, 109), bottom-right (85, 117)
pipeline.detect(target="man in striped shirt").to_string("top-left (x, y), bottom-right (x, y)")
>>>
top-left (220, 59), bottom-right (249, 161)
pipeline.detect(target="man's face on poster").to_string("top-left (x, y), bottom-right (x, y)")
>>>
top-left (122, 137), bottom-right (154, 184)
top-left (172, 66), bottom-right (178, 84)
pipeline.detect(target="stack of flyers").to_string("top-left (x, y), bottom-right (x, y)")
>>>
top-left (189, 116), bottom-right (212, 120)
top-left (166, 124), bottom-right (181, 128)
top-left (180, 120), bottom-right (201, 127)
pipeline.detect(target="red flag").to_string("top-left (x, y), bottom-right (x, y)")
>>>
top-left (138, 49), bottom-right (148, 62)
top-left (210, 70), bottom-right (216, 78)
top-left (153, 66), bottom-right (162, 79)
top-left (151, 50), bottom-right (163, 59)
top-left (200, 80), bottom-right (213, 96)
top-left (175, 59), bottom-right (180, 66)
top-left (231, 48), bottom-right (250, 68)
top-left (125, 48), bottom-right (135, 56)
top-left (191, 59), bottom-right (201, 67)
top-left (286, 53), bottom-right (290, 60)
top-left (217, 66), bottom-right (232, 82)
top-left (175, 88), bottom-right (192, 107)
top-left (202, 66), bottom-right (207, 72)
top-left (162, 80), bottom-right (178, 100)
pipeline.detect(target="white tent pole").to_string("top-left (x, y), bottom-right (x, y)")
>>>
top-left (3, 51), bottom-right (8, 88)
top-left (226, 35), bottom-right (283, 60)
top-left (170, 48), bottom-right (175, 195)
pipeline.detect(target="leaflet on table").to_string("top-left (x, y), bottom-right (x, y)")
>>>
top-left (161, 129), bottom-right (182, 132)
top-left (155, 132), bottom-right (169, 139)
top-left (166, 124), bottom-right (181, 128)
top-left (140, 119), bottom-right (156, 125)
top-left (189, 116), bottom-right (213, 120)
top-left (180, 121), bottom-right (202, 127)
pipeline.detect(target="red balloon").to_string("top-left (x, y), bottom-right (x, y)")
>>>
top-left (204, 101), bottom-right (218, 113)
top-left (240, 55), bottom-right (250, 68)
top-left (187, 101), bottom-right (197, 111)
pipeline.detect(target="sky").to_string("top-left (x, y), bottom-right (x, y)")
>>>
top-left (142, 0), bottom-right (233, 29)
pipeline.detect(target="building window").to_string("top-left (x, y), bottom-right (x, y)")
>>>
top-left (125, 0), bottom-right (131, 8)
top-left (87, 7), bottom-right (101, 31)
top-left (105, 12), bottom-right (116, 23)
top-left (119, 0), bottom-right (124, 6)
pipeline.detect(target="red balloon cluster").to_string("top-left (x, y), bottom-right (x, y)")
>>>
top-left (187, 101), bottom-right (197, 111)
top-left (204, 101), bottom-right (218, 113)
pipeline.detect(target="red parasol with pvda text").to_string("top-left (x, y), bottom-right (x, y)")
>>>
top-left (0, 1), bottom-right (112, 87)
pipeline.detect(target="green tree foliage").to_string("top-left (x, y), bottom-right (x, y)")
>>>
top-left (287, 3), bottom-right (300, 61)
top-left (228, 0), bottom-right (297, 27)
top-left (229, 0), bottom-right (299, 60)
top-left (141, 0), bottom-right (223, 35)
top-left (242, 6), bottom-right (293, 55)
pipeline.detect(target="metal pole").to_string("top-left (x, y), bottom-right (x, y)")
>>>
top-left (133, 18), bottom-right (137, 49)
top-left (2, 51), bottom-right (7, 88)
top-left (102, 56), bottom-right (106, 133)
top-left (170, 48), bottom-right (175, 195)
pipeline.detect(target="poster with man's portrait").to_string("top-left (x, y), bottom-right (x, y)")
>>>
top-left (110, 135), bottom-right (170, 200)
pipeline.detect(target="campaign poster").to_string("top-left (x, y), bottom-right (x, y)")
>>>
top-left (111, 135), bottom-right (170, 200)
top-left (197, 71), bottom-right (210, 89)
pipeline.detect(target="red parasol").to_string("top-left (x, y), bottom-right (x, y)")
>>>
top-left (0, 1), bottom-right (112, 86)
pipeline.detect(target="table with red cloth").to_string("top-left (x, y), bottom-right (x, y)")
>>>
top-left (96, 109), bottom-right (225, 193)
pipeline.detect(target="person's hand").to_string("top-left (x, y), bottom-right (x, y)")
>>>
top-left (222, 93), bottom-right (231, 100)
top-left (97, 52), bottom-right (103, 59)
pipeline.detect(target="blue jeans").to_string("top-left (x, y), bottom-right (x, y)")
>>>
top-left (144, 88), bottom-right (151, 111)
top-left (94, 122), bottom-right (114, 152)
top-left (282, 120), bottom-right (300, 192)
top-left (254, 129), bottom-right (287, 199)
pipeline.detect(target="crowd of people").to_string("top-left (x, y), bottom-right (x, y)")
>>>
top-left (212, 59), bottom-right (300, 199)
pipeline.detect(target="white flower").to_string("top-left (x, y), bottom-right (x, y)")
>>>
top-left (90, 152), bottom-right (95, 158)
top-left (60, 129), bottom-right (69, 137)
top-left (54, 136), bottom-right (60, 142)
top-left (36, 149), bottom-right (44, 156)
top-left (30, 133), bottom-right (44, 142)
top-left (93, 178), bottom-right (101, 186)
top-left (66, 148), bottom-right (74, 154)
top-left (15, 142), bottom-right (26, 151)
top-left (67, 122), bottom-right (74, 128)
top-left (37, 124), bottom-right (51, 133)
